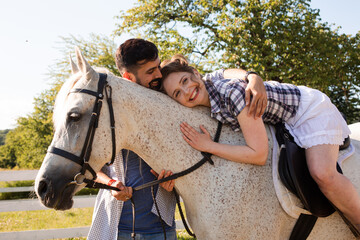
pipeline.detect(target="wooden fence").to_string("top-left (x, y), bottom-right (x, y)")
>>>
top-left (0, 170), bottom-right (185, 240)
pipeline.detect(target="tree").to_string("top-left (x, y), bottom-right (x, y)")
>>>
top-left (0, 34), bottom-right (118, 169)
top-left (0, 130), bottom-right (10, 146)
top-left (115, 0), bottom-right (360, 122)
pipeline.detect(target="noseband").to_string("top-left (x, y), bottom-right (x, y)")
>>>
top-left (48, 73), bottom-right (116, 185)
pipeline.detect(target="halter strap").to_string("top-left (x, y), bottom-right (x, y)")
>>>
top-left (48, 146), bottom-right (82, 165)
top-left (47, 73), bottom-right (116, 184)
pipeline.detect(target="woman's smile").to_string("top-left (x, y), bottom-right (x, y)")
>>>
top-left (189, 87), bottom-right (199, 101)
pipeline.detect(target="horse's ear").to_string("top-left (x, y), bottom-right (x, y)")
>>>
top-left (69, 55), bottom-right (79, 74)
top-left (75, 46), bottom-right (97, 81)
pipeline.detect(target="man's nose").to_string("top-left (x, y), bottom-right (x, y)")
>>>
top-left (154, 68), bottom-right (162, 78)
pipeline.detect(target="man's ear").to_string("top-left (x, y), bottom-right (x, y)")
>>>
top-left (122, 71), bottom-right (136, 82)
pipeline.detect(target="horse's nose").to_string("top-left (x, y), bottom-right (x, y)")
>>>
top-left (37, 179), bottom-right (50, 200)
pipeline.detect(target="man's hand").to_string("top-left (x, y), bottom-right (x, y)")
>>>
top-left (223, 69), bottom-right (267, 119)
top-left (151, 169), bottom-right (175, 192)
top-left (245, 74), bottom-right (267, 119)
top-left (110, 180), bottom-right (133, 202)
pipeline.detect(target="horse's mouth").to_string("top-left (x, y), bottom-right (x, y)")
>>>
top-left (53, 183), bottom-right (76, 210)
top-left (39, 182), bottom-right (76, 210)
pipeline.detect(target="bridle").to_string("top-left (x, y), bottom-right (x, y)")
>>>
top-left (48, 73), bottom-right (116, 186)
top-left (47, 72), bottom-right (223, 240)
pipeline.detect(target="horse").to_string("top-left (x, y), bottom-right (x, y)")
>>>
top-left (35, 48), bottom-right (360, 239)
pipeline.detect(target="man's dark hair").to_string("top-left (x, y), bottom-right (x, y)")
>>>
top-left (115, 38), bottom-right (159, 74)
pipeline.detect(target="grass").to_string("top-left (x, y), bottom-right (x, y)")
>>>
top-left (0, 204), bottom-right (195, 239)
top-left (0, 208), bottom-right (93, 232)
top-left (0, 178), bottom-right (194, 239)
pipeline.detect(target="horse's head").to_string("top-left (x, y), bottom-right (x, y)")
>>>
top-left (35, 48), bottom-right (115, 210)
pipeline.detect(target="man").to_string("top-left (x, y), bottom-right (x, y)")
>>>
top-left (87, 38), bottom-right (267, 240)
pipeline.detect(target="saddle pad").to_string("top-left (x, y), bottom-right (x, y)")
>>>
top-left (269, 125), bottom-right (355, 219)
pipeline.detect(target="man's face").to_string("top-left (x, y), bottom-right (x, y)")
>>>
top-left (132, 57), bottom-right (162, 89)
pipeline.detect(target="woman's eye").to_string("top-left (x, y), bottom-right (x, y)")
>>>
top-left (175, 91), bottom-right (180, 98)
top-left (67, 112), bottom-right (81, 122)
top-left (183, 78), bottom-right (188, 84)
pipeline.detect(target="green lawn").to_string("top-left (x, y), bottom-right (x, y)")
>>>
top-left (0, 205), bottom-right (195, 239)
top-left (0, 208), bottom-right (93, 232)
top-left (0, 178), bottom-right (194, 239)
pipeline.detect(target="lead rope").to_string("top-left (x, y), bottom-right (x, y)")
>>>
top-left (84, 181), bottom-right (137, 239)
top-left (174, 188), bottom-right (196, 238)
top-left (151, 186), bottom-right (167, 240)
top-left (131, 198), bottom-right (136, 240)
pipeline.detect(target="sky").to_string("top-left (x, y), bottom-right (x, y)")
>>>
top-left (0, 0), bottom-right (359, 130)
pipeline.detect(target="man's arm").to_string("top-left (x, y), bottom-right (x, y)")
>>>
top-left (96, 170), bottom-right (132, 201)
top-left (223, 69), bottom-right (267, 118)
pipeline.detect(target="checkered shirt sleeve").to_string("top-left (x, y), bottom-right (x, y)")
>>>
top-left (204, 77), bottom-right (248, 131)
top-left (203, 75), bottom-right (301, 131)
top-left (262, 81), bottom-right (301, 125)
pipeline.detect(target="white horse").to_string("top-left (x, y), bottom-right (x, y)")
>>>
top-left (35, 48), bottom-right (360, 239)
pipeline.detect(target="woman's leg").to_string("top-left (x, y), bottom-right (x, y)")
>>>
top-left (306, 144), bottom-right (360, 230)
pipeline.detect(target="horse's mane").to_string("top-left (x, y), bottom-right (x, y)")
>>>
top-left (53, 67), bottom-right (113, 131)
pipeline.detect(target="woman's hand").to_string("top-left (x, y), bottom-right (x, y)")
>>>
top-left (180, 122), bottom-right (214, 152)
top-left (151, 169), bottom-right (175, 192)
top-left (110, 180), bottom-right (133, 202)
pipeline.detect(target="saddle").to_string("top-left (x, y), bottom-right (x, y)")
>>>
top-left (275, 123), bottom-right (345, 217)
top-left (275, 123), bottom-right (359, 239)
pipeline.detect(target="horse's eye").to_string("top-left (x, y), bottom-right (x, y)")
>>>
top-left (67, 112), bottom-right (81, 122)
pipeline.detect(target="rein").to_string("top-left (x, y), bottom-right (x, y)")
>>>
top-left (134, 121), bottom-right (223, 192)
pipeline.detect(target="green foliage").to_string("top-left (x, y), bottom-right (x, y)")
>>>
top-left (0, 130), bottom-right (9, 146)
top-left (0, 34), bottom-right (118, 169)
top-left (176, 230), bottom-right (196, 240)
top-left (50, 34), bottom-right (120, 84)
top-left (115, 0), bottom-right (360, 122)
top-left (0, 89), bottom-right (55, 169)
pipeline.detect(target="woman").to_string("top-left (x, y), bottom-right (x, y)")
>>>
top-left (159, 55), bottom-right (360, 231)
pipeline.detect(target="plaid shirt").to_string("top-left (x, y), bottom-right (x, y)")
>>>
top-left (203, 72), bottom-right (301, 131)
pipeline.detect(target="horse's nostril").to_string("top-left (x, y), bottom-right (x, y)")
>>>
top-left (37, 180), bottom-right (48, 198)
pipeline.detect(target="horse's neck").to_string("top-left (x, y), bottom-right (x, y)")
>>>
top-left (110, 77), bottom-right (214, 173)
top-left (108, 77), bottom-right (273, 207)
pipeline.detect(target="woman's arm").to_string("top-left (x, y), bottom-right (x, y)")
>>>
top-left (180, 106), bottom-right (268, 165)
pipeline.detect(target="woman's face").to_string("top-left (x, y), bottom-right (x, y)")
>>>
top-left (162, 70), bottom-right (210, 108)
